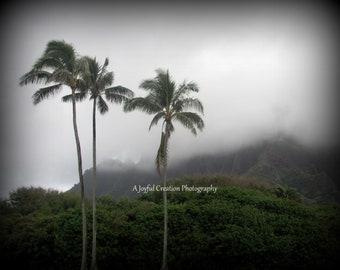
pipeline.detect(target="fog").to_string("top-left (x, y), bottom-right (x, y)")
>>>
top-left (1, 0), bottom-right (339, 197)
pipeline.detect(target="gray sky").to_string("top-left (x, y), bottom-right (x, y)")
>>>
top-left (1, 1), bottom-right (339, 197)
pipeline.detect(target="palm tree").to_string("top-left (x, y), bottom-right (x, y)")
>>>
top-left (66, 56), bottom-right (134, 270)
top-left (19, 40), bottom-right (89, 270)
top-left (124, 69), bottom-right (204, 270)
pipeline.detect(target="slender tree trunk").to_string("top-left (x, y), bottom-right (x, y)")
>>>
top-left (91, 98), bottom-right (97, 270)
top-left (71, 88), bottom-right (87, 270)
top-left (161, 128), bottom-right (169, 270)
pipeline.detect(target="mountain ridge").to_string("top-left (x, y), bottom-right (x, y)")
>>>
top-left (68, 136), bottom-right (340, 204)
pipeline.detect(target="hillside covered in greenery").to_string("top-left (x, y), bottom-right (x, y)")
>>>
top-left (1, 175), bottom-right (339, 269)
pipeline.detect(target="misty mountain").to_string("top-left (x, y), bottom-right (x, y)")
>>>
top-left (68, 136), bottom-right (340, 204)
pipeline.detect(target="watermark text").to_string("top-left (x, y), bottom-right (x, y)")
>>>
top-left (132, 184), bottom-right (217, 194)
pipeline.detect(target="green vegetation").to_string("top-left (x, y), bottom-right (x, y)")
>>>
top-left (1, 175), bottom-right (339, 270)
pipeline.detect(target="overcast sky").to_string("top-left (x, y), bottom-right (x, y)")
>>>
top-left (1, 1), bottom-right (339, 197)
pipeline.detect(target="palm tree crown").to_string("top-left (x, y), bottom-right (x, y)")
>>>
top-left (85, 56), bottom-right (134, 110)
top-left (19, 40), bottom-right (88, 103)
top-left (62, 56), bottom-right (134, 110)
top-left (124, 68), bottom-right (204, 173)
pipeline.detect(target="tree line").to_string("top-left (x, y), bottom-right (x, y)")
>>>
top-left (1, 175), bottom-right (339, 269)
top-left (19, 40), bottom-right (204, 270)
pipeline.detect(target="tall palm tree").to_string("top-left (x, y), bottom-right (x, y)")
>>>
top-left (19, 40), bottom-right (89, 270)
top-left (124, 69), bottom-right (204, 270)
top-left (63, 56), bottom-right (134, 270)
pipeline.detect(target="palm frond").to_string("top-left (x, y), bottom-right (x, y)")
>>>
top-left (97, 95), bottom-right (109, 114)
top-left (173, 112), bottom-right (204, 136)
top-left (79, 57), bottom-right (101, 91)
top-left (149, 112), bottom-right (165, 131)
top-left (84, 57), bottom-right (111, 88)
top-left (99, 57), bottom-right (110, 81)
top-left (86, 57), bottom-right (101, 84)
top-left (62, 92), bottom-right (87, 103)
top-left (178, 98), bottom-right (204, 114)
top-left (139, 69), bottom-right (176, 108)
top-left (32, 84), bottom-right (63, 105)
top-left (98, 72), bottom-right (114, 90)
top-left (103, 57), bottom-right (109, 68)
top-left (158, 70), bottom-right (175, 107)
top-left (139, 79), bottom-right (158, 92)
top-left (174, 82), bottom-right (199, 101)
top-left (123, 96), bottom-right (161, 114)
top-left (48, 69), bottom-right (73, 85)
top-left (76, 78), bottom-right (88, 92)
top-left (154, 68), bottom-right (167, 76)
top-left (19, 70), bottom-right (51, 86)
top-left (77, 56), bottom-right (91, 77)
top-left (106, 85), bottom-right (134, 98)
top-left (44, 40), bottom-right (77, 71)
top-left (105, 86), bottom-right (133, 104)
top-left (33, 56), bottom-right (63, 70)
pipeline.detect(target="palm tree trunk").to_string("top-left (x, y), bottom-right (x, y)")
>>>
top-left (161, 128), bottom-right (169, 270)
top-left (161, 170), bottom-right (168, 270)
top-left (91, 98), bottom-right (97, 270)
top-left (71, 88), bottom-right (87, 270)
